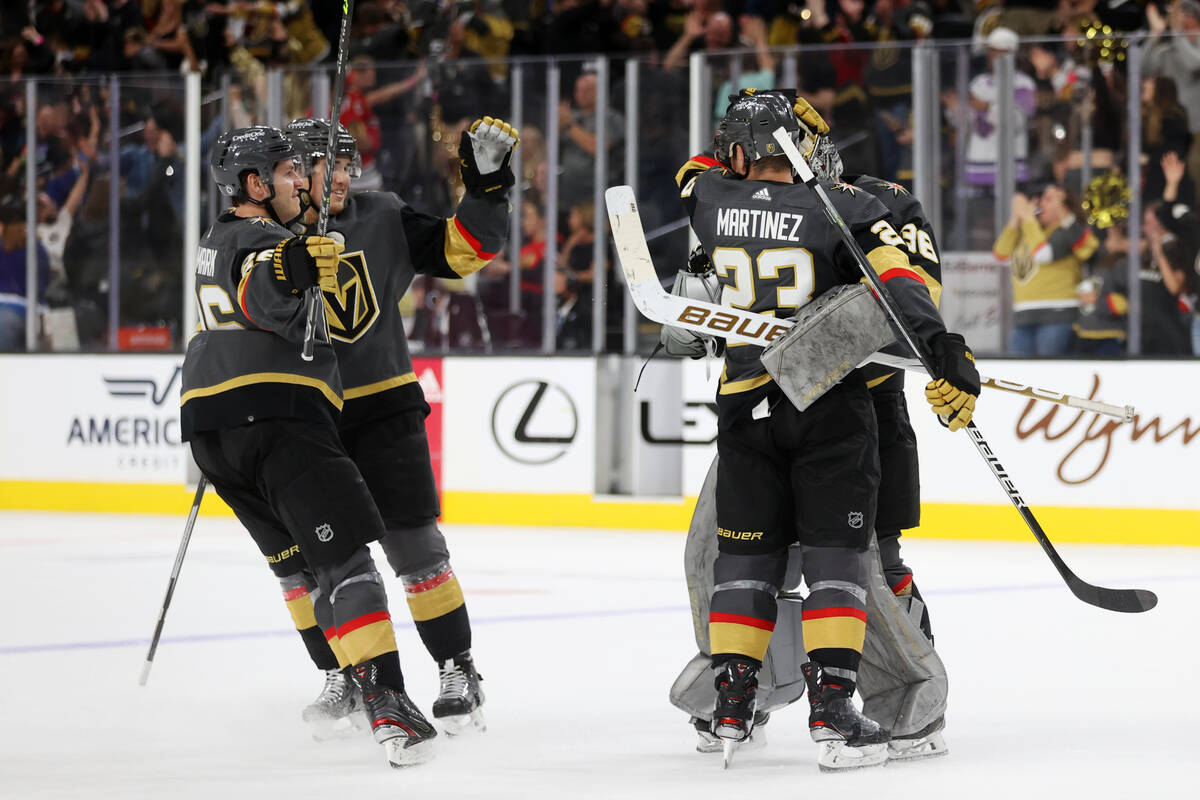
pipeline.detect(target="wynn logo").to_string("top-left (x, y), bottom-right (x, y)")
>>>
top-left (1016, 373), bottom-right (1199, 484)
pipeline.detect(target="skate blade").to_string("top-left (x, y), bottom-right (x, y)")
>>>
top-left (697, 728), bottom-right (765, 754)
top-left (723, 739), bottom-right (735, 769)
top-left (817, 741), bottom-right (889, 772)
top-left (437, 707), bottom-right (486, 736)
top-left (383, 737), bottom-right (436, 768)
top-left (306, 713), bottom-right (367, 743)
top-left (887, 731), bottom-right (949, 763)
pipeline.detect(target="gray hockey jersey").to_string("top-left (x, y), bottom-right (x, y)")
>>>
top-left (181, 211), bottom-right (342, 440)
top-left (318, 190), bottom-right (508, 427)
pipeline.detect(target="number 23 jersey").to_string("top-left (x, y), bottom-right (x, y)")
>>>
top-left (677, 157), bottom-right (946, 427)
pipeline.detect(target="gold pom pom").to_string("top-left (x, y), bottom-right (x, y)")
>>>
top-left (1081, 172), bottom-right (1132, 230)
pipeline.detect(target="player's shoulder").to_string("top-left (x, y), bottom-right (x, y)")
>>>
top-left (824, 180), bottom-right (890, 226)
top-left (213, 211), bottom-right (289, 248)
top-left (346, 190), bottom-right (406, 216)
top-left (852, 175), bottom-right (927, 225)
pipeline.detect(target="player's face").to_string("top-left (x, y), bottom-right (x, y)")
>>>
top-left (305, 155), bottom-right (353, 219)
top-left (269, 156), bottom-right (305, 221)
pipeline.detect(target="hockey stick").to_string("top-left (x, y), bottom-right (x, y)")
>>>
top-left (768, 127), bottom-right (1155, 613)
top-left (603, 187), bottom-right (1134, 422)
top-left (301, 0), bottom-right (355, 361)
top-left (139, 476), bottom-right (207, 686)
top-left (864, 353), bottom-right (1133, 422)
top-left (606, 183), bottom-right (1154, 613)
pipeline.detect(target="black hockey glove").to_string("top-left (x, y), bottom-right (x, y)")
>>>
top-left (924, 332), bottom-right (980, 432)
top-left (272, 235), bottom-right (343, 295)
top-left (459, 116), bottom-right (519, 198)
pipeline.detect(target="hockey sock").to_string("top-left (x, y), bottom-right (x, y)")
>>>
top-left (402, 563), bottom-right (472, 662)
top-left (280, 574), bottom-right (340, 671)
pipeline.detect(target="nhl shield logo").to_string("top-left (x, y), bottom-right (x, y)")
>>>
top-left (322, 250), bottom-right (380, 343)
top-left (847, 511), bottom-right (864, 529)
top-left (315, 523), bottom-right (334, 542)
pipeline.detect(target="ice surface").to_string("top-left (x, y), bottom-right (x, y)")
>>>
top-left (1, 511), bottom-right (1197, 799)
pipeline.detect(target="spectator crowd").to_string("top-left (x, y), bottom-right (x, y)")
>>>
top-left (0, 0), bottom-right (1196, 357)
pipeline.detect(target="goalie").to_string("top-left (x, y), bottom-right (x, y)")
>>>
top-left (664, 89), bottom-right (979, 770)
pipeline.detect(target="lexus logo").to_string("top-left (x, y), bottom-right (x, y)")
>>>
top-left (490, 380), bottom-right (578, 464)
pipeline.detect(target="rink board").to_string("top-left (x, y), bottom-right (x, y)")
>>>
top-left (0, 355), bottom-right (1197, 546)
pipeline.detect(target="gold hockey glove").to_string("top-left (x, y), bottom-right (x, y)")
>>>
top-left (924, 332), bottom-right (980, 432)
top-left (792, 96), bottom-right (830, 135)
top-left (273, 235), bottom-right (344, 294)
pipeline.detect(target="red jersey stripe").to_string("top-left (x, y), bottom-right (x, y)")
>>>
top-left (283, 586), bottom-right (310, 602)
top-left (453, 216), bottom-right (497, 260)
top-left (879, 267), bottom-right (926, 286)
top-left (891, 574), bottom-right (913, 595)
top-left (405, 569), bottom-right (454, 594)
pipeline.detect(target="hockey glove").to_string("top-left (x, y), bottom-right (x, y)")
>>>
top-left (273, 235), bottom-right (344, 295)
top-left (924, 332), bottom-right (980, 432)
top-left (459, 116), bottom-right (520, 197)
top-left (792, 96), bottom-right (830, 136)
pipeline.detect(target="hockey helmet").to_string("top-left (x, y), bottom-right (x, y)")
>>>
top-left (714, 89), bottom-right (801, 171)
top-left (285, 118), bottom-right (363, 178)
top-left (209, 126), bottom-right (301, 200)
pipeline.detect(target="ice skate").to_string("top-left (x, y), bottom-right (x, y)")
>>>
top-left (302, 668), bottom-right (365, 742)
top-left (432, 652), bottom-right (486, 735)
top-left (352, 663), bottom-right (437, 768)
top-left (711, 661), bottom-right (759, 768)
top-left (802, 662), bottom-right (889, 772)
top-left (692, 711), bottom-right (768, 754)
top-left (887, 717), bottom-right (949, 762)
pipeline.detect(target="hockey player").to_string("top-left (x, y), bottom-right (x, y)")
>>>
top-left (671, 89), bottom-right (979, 770)
top-left (273, 115), bottom-right (517, 738)
top-left (667, 101), bottom-right (954, 763)
top-left (183, 126), bottom-right (437, 768)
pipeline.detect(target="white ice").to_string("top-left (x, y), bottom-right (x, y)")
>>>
top-left (1, 510), bottom-right (1197, 799)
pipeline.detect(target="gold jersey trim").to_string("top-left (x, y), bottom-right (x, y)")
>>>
top-left (865, 371), bottom-right (896, 389)
top-left (342, 371), bottom-right (418, 400)
top-left (181, 372), bottom-right (343, 410)
top-left (718, 367), bottom-right (774, 395)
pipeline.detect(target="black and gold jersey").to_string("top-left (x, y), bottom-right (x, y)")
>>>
top-left (676, 157), bottom-right (948, 427)
top-left (181, 211), bottom-right (343, 440)
top-left (847, 175), bottom-right (944, 394)
top-left (320, 190), bottom-right (507, 427)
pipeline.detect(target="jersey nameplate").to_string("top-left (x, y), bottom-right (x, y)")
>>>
top-left (716, 207), bottom-right (803, 242)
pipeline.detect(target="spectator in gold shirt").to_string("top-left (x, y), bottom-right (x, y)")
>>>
top-left (994, 184), bottom-right (1099, 355)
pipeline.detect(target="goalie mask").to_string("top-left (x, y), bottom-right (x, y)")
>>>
top-left (714, 89), bottom-right (802, 176)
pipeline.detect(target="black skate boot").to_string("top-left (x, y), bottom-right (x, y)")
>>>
top-left (432, 651), bottom-right (486, 735)
top-left (711, 661), bottom-right (759, 768)
top-left (352, 662), bottom-right (437, 768)
top-left (302, 668), bottom-right (365, 741)
top-left (802, 662), bottom-right (889, 771)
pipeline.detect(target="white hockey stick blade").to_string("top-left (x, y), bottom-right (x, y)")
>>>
top-left (606, 185), bottom-right (792, 348)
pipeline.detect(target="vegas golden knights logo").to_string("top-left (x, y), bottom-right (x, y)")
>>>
top-left (322, 250), bottom-right (380, 342)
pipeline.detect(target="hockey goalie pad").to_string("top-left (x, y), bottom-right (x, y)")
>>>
top-left (857, 533), bottom-right (948, 738)
top-left (671, 454), bottom-right (947, 735)
top-left (671, 456), bottom-right (806, 721)
top-left (760, 283), bottom-right (895, 411)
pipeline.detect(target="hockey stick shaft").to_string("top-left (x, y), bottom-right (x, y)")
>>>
top-left (139, 476), bottom-right (207, 686)
top-left (302, 0), bottom-right (355, 362)
top-left (771, 127), bottom-right (1155, 613)
top-left (865, 353), bottom-right (1134, 422)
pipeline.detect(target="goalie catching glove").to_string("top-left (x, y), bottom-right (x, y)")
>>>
top-left (924, 332), bottom-right (980, 432)
top-left (459, 116), bottom-right (520, 197)
top-left (273, 235), bottom-right (344, 295)
top-left (660, 245), bottom-right (724, 358)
